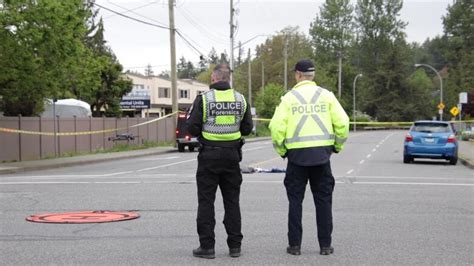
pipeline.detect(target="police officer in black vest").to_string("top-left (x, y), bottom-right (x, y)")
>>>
top-left (187, 64), bottom-right (253, 259)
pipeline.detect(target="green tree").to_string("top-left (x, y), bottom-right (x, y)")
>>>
top-left (145, 63), bottom-right (154, 77)
top-left (442, 0), bottom-right (474, 113)
top-left (404, 69), bottom-right (436, 119)
top-left (309, 0), bottom-right (355, 111)
top-left (354, 0), bottom-right (414, 121)
top-left (233, 27), bottom-right (312, 101)
top-left (177, 56), bottom-right (197, 79)
top-left (309, 0), bottom-right (354, 64)
top-left (208, 48), bottom-right (219, 64)
top-left (0, 0), bottom-right (96, 116)
top-left (254, 83), bottom-right (286, 119)
top-left (82, 18), bottom-right (132, 117)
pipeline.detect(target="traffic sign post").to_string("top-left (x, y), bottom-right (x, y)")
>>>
top-left (450, 106), bottom-right (459, 117)
top-left (437, 102), bottom-right (445, 121)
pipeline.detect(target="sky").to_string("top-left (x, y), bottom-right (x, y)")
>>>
top-left (95, 0), bottom-right (452, 74)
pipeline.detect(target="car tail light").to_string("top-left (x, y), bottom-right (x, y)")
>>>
top-left (175, 129), bottom-right (179, 137)
top-left (178, 114), bottom-right (186, 118)
top-left (447, 135), bottom-right (456, 143)
top-left (185, 135), bottom-right (191, 141)
top-left (405, 134), bottom-right (413, 142)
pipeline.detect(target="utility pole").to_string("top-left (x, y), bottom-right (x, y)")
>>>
top-left (283, 37), bottom-right (288, 90)
top-left (169, 0), bottom-right (178, 137)
top-left (248, 48), bottom-right (252, 107)
top-left (338, 51), bottom-right (342, 99)
top-left (230, 0), bottom-right (235, 87)
top-left (261, 61), bottom-right (264, 95)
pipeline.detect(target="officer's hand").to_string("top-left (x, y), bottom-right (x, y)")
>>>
top-left (281, 152), bottom-right (287, 159)
top-left (332, 146), bottom-right (339, 154)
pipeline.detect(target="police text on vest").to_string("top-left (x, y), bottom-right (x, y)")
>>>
top-left (209, 102), bottom-right (243, 116)
top-left (291, 104), bottom-right (327, 115)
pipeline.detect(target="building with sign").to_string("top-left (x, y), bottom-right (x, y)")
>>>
top-left (124, 73), bottom-right (209, 117)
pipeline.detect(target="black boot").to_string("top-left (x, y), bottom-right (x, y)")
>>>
top-left (229, 247), bottom-right (241, 258)
top-left (320, 246), bottom-right (334, 255)
top-left (286, 246), bottom-right (301, 255)
top-left (192, 247), bottom-right (215, 259)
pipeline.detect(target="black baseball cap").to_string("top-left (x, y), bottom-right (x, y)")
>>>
top-left (294, 59), bottom-right (315, 72)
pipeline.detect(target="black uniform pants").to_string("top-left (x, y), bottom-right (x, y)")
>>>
top-left (196, 147), bottom-right (243, 249)
top-left (284, 161), bottom-right (335, 248)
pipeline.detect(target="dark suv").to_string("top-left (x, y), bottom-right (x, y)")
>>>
top-left (176, 112), bottom-right (199, 152)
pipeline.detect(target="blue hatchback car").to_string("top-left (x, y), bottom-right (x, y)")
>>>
top-left (403, 121), bottom-right (458, 165)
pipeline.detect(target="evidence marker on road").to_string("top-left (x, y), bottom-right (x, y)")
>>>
top-left (26, 210), bottom-right (140, 224)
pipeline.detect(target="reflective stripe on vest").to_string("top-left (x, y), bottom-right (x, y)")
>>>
top-left (202, 90), bottom-right (245, 137)
top-left (285, 88), bottom-right (334, 144)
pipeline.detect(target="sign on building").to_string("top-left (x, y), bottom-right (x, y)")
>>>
top-left (120, 84), bottom-right (151, 109)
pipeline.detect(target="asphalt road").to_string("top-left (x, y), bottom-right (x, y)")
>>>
top-left (1, 130), bottom-right (473, 265)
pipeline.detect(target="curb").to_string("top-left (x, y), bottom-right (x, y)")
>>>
top-left (0, 137), bottom-right (271, 175)
top-left (458, 157), bottom-right (474, 170)
top-left (0, 148), bottom-right (174, 175)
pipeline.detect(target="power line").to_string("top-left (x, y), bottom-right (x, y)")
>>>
top-left (93, 2), bottom-right (209, 63)
top-left (106, 1), bottom-right (168, 28)
top-left (176, 29), bottom-right (206, 58)
top-left (177, 6), bottom-right (229, 44)
top-left (93, 2), bottom-right (170, 30)
top-left (175, 29), bottom-right (207, 56)
top-left (104, 1), bottom-right (160, 20)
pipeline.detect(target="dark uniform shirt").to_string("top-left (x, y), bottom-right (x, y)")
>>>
top-left (287, 146), bottom-right (333, 166)
top-left (186, 81), bottom-right (253, 147)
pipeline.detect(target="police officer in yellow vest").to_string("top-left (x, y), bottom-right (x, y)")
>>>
top-left (187, 64), bottom-right (253, 259)
top-left (269, 59), bottom-right (349, 256)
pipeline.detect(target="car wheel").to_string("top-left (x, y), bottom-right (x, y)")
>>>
top-left (449, 157), bottom-right (458, 165)
top-left (189, 146), bottom-right (195, 152)
top-left (403, 155), bottom-right (412, 164)
top-left (178, 144), bottom-right (185, 152)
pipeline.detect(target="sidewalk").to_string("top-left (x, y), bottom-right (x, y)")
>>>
top-left (458, 140), bottom-right (474, 170)
top-left (0, 137), bottom-right (471, 175)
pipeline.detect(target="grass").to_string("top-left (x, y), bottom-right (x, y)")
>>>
top-left (248, 122), bottom-right (271, 138)
top-left (41, 140), bottom-right (174, 160)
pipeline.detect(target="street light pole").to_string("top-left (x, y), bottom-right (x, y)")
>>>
top-left (414, 63), bottom-right (443, 121)
top-left (230, 0), bottom-right (235, 87)
top-left (353, 74), bottom-right (362, 132)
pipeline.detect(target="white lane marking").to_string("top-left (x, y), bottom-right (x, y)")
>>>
top-left (346, 169), bottom-right (354, 175)
top-left (140, 156), bottom-right (180, 161)
top-left (366, 154), bottom-right (372, 158)
top-left (2, 181), bottom-right (473, 186)
top-left (372, 149), bottom-right (377, 152)
top-left (1, 173), bottom-right (180, 181)
top-left (345, 175), bottom-right (474, 181)
top-left (136, 158), bottom-right (197, 172)
top-left (0, 171), bottom-right (135, 179)
top-left (353, 181), bottom-right (474, 187)
top-left (376, 145), bottom-right (380, 148)
top-left (243, 146), bottom-right (265, 152)
top-left (359, 160), bottom-right (365, 164)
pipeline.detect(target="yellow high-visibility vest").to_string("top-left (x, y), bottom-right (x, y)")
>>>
top-left (202, 89), bottom-right (247, 141)
top-left (269, 80), bottom-right (349, 156)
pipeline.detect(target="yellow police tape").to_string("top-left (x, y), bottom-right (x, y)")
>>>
top-left (1, 114), bottom-right (472, 136)
top-left (252, 118), bottom-right (474, 125)
top-left (0, 112), bottom-right (178, 136)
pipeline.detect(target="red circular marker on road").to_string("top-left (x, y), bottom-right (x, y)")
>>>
top-left (26, 210), bottom-right (140, 224)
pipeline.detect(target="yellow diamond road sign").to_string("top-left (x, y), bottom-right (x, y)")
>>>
top-left (450, 106), bottom-right (459, 116)
top-left (438, 103), bottom-right (445, 110)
